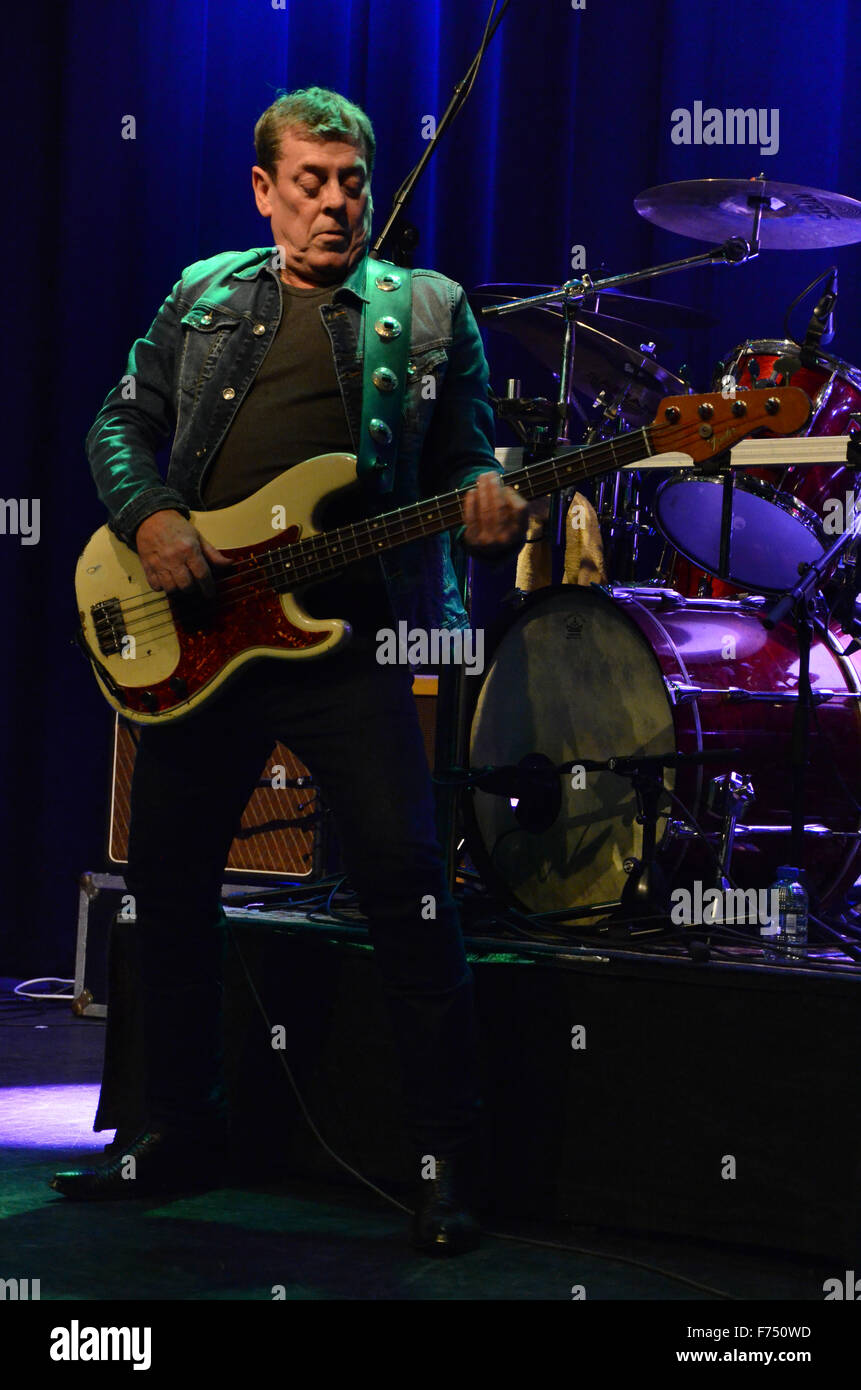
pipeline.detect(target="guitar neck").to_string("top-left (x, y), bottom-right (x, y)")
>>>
top-left (272, 426), bottom-right (653, 588)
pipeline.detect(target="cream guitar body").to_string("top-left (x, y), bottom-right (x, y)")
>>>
top-left (76, 452), bottom-right (360, 724)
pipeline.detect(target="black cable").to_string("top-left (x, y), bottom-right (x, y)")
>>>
top-left (225, 920), bottom-right (736, 1298)
top-left (808, 911), bottom-right (861, 962)
top-left (477, 1228), bottom-right (737, 1298)
top-left (782, 265), bottom-right (837, 343)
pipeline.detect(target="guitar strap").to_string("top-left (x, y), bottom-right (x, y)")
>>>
top-left (357, 256), bottom-right (413, 495)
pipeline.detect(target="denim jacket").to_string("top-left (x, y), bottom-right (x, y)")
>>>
top-left (86, 247), bottom-right (501, 633)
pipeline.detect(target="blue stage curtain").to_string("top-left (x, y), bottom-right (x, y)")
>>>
top-left (3, 0), bottom-right (859, 972)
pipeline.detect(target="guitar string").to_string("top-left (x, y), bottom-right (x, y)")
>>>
top-left (109, 429), bottom-right (661, 645)
top-left (111, 440), bottom-right (637, 618)
top-left (105, 414), bottom-right (778, 648)
top-left (105, 412), bottom-right (777, 624)
top-left (108, 424), bottom-right (663, 628)
top-left (93, 407), bottom-right (801, 654)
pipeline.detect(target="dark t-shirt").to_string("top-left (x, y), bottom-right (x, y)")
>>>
top-left (201, 280), bottom-right (393, 636)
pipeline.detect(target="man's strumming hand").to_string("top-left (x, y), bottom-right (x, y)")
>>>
top-left (134, 510), bottom-right (233, 597)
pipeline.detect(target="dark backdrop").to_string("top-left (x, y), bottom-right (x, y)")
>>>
top-left (3, 0), bottom-right (860, 975)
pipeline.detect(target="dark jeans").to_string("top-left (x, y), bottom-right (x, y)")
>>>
top-left (125, 642), bottom-right (479, 1165)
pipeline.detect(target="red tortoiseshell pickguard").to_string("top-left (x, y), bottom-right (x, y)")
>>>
top-left (118, 527), bottom-right (334, 716)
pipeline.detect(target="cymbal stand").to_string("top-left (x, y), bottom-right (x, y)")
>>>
top-left (763, 498), bottom-right (861, 874)
top-left (479, 238), bottom-right (759, 332)
top-left (547, 281), bottom-right (584, 549)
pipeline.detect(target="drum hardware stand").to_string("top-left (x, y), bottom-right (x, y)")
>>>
top-left (546, 289), bottom-right (583, 550)
top-left (558, 749), bottom-right (746, 921)
top-left (494, 393), bottom-right (575, 584)
top-left (588, 406), bottom-right (650, 582)
top-left (706, 772), bottom-right (756, 895)
top-left (479, 238), bottom-right (759, 333)
top-left (481, 237), bottom-right (759, 585)
top-left (494, 395), bottom-right (567, 450)
top-left (687, 446), bottom-right (738, 583)
top-left (763, 508), bottom-right (861, 875)
top-left (618, 762), bottom-right (670, 919)
top-left (718, 468), bottom-right (736, 582)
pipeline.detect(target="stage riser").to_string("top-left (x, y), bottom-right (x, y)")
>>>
top-left (95, 921), bottom-right (861, 1261)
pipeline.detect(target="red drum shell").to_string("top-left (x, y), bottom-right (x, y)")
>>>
top-left (628, 589), bottom-right (861, 907)
top-left (729, 338), bottom-right (861, 526)
top-left (665, 340), bottom-right (861, 598)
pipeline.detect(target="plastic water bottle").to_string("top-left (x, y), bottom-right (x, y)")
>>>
top-left (762, 866), bottom-right (808, 963)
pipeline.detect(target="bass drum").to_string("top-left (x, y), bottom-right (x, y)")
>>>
top-left (466, 586), bottom-right (861, 916)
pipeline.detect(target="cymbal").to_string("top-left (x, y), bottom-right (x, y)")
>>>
top-left (472, 283), bottom-right (712, 334)
top-left (634, 178), bottom-right (861, 249)
top-left (470, 289), bottom-right (688, 427)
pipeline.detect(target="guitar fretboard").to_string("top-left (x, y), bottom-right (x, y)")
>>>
top-left (261, 425), bottom-right (656, 589)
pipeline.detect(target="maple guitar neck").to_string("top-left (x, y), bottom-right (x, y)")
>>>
top-left (262, 387), bottom-right (810, 593)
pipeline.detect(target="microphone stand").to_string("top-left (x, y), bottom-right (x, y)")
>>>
top-left (445, 748), bottom-right (746, 919)
top-left (369, 1), bottom-right (513, 886)
top-left (372, 0), bottom-right (512, 264)
top-left (567, 750), bottom-right (746, 919)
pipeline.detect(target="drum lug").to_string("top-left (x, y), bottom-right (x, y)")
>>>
top-left (666, 681), bottom-right (702, 705)
top-left (810, 370), bottom-right (839, 429)
top-left (708, 772), bottom-right (756, 889)
top-left (733, 823), bottom-right (850, 838)
top-left (664, 818), bottom-right (698, 843)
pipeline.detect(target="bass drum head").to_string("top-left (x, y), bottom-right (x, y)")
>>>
top-left (467, 587), bottom-right (676, 915)
top-left (654, 473), bottom-right (826, 594)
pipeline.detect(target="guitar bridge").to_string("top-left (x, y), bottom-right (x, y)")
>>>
top-left (91, 598), bottom-right (126, 655)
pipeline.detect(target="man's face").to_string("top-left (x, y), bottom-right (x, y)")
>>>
top-left (252, 128), bottom-right (372, 287)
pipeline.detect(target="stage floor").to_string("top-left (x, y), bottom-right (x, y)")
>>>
top-left (0, 985), bottom-right (844, 1302)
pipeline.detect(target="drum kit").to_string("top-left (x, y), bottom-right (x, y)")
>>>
top-left (463, 177), bottom-right (861, 944)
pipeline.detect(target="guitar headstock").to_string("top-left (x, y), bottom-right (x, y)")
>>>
top-left (649, 386), bottom-right (812, 463)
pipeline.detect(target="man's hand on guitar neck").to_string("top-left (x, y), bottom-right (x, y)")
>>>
top-left (462, 470), bottom-right (529, 560)
top-left (134, 510), bottom-right (234, 597)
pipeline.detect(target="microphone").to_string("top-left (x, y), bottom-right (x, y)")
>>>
top-left (473, 754), bottom-right (562, 834)
top-left (800, 268), bottom-right (838, 366)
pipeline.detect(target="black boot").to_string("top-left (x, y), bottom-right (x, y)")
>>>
top-left (411, 1156), bottom-right (481, 1256)
top-left (49, 1127), bottom-right (225, 1201)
